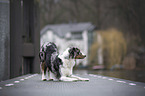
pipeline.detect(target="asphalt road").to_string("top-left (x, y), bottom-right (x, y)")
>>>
top-left (0, 74), bottom-right (145, 96)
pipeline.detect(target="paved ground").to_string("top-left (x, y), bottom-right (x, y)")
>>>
top-left (85, 70), bottom-right (145, 83)
top-left (0, 74), bottom-right (145, 96)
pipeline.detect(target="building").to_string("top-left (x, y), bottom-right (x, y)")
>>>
top-left (40, 22), bottom-right (95, 67)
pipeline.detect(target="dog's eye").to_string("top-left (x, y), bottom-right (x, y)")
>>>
top-left (77, 52), bottom-right (80, 54)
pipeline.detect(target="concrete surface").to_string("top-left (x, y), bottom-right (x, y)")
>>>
top-left (0, 74), bottom-right (145, 96)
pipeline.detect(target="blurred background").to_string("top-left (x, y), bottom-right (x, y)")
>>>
top-left (0, 0), bottom-right (145, 83)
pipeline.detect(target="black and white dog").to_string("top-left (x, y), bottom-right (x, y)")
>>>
top-left (39, 42), bottom-right (89, 81)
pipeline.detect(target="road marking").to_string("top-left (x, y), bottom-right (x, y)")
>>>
top-left (108, 79), bottom-right (114, 80)
top-left (25, 77), bottom-right (29, 79)
top-left (20, 79), bottom-right (24, 81)
top-left (93, 75), bottom-right (97, 77)
top-left (89, 74), bottom-right (145, 89)
top-left (89, 74), bottom-right (96, 77)
top-left (14, 81), bottom-right (20, 83)
top-left (0, 87), bottom-right (2, 89)
top-left (5, 83), bottom-right (14, 87)
top-left (29, 74), bottom-right (38, 77)
top-left (89, 74), bottom-right (104, 78)
top-left (129, 83), bottom-right (136, 86)
top-left (97, 76), bottom-right (102, 78)
top-left (81, 74), bottom-right (145, 88)
top-left (34, 74), bottom-right (38, 76)
top-left (102, 77), bottom-right (107, 79)
top-left (116, 80), bottom-right (126, 83)
top-left (31, 75), bottom-right (35, 77)
top-left (29, 75), bottom-right (33, 78)
top-left (27, 76), bottom-right (31, 78)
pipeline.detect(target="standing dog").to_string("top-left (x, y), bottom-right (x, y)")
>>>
top-left (39, 42), bottom-right (89, 81)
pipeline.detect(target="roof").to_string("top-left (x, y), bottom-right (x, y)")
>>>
top-left (40, 22), bottom-right (95, 38)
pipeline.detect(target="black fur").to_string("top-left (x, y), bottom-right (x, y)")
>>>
top-left (39, 42), bottom-right (62, 79)
top-left (69, 47), bottom-right (82, 59)
top-left (69, 47), bottom-right (76, 58)
top-left (39, 42), bottom-right (58, 62)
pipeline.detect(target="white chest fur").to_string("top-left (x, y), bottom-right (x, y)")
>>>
top-left (62, 59), bottom-right (75, 68)
top-left (59, 56), bottom-right (75, 76)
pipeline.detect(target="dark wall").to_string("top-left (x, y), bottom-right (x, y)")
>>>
top-left (0, 0), bottom-right (40, 81)
top-left (10, 0), bottom-right (40, 78)
top-left (10, 0), bottom-right (23, 78)
top-left (0, 0), bottom-right (10, 81)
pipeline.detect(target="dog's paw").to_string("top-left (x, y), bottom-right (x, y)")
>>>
top-left (48, 79), bottom-right (53, 81)
top-left (42, 79), bottom-right (47, 81)
top-left (80, 78), bottom-right (89, 81)
top-left (84, 78), bottom-right (89, 81)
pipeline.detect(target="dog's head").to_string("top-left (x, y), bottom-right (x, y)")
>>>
top-left (65, 47), bottom-right (86, 59)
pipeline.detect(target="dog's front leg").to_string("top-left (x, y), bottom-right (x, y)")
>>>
top-left (70, 75), bottom-right (89, 81)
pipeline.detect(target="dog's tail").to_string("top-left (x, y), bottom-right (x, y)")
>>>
top-left (39, 52), bottom-right (45, 62)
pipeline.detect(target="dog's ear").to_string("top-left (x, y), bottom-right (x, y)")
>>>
top-left (68, 47), bottom-right (77, 59)
top-left (64, 47), bottom-right (76, 59)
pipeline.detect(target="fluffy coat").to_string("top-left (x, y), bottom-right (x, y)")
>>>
top-left (39, 42), bottom-right (89, 81)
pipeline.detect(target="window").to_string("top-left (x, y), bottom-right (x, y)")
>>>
top-left (71, 32), bottom-right (82, 39)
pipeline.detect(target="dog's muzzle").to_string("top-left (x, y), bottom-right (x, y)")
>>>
top-left (75, 54), bottom-right (86, 59)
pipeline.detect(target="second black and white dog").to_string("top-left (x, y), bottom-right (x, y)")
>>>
top-left (39, 42), bottom-right (89, 81)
